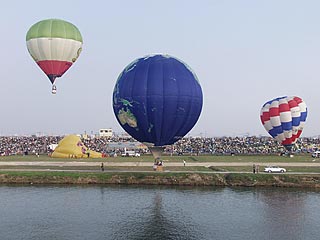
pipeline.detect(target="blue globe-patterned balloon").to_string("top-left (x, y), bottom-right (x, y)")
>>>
top-left (113, 54), bottom-right (203, 146)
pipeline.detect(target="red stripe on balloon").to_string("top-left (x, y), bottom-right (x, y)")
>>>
top-left (279, 103), bottom-right (290, 112)
top-left (261, 112), bottom-right (270, 124)
top-left (291, 129), bottom-right (303, 144)
top-left (293, 96), bottom-right (302, 104)
top-left (288, 99), bottom-right (298, 109)
top-left (37, 60), bottom-right (73, 77)
top-left (282, 138), bottom-right (293, 145)
top-left (269, 107), bottom-right (279, 117)
top-left (291, 135), bottom-right (297, 143)
top-left (296, 129), bottom-right (302, 139)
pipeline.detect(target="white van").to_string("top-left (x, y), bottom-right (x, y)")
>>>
top-left (121, 151), bottom-right (140, 157)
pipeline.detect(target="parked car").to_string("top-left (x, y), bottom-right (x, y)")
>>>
top-left (264, 166), bottom-right (286, 173)
top-left (312, 151), bottom-right (320, 158)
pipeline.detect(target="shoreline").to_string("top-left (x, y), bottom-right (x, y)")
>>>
top-left (1, 171), bottom-right (320, 188)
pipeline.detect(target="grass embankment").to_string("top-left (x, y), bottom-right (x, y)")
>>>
top-left (0, 154), bottom-right (319, 187)
top-left (0, 171), bottom-right (320, 188)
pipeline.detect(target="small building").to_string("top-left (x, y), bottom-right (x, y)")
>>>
top-left (99, 128), bottom-right (113, 137)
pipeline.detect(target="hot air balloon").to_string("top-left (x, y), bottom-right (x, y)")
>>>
top-left (113, 54), bottom-right (203, 160)
top-left (260, 96), bottom-right (307, 152)
top-left (51, 135), bottom-right (103, 158)
top-left (26, 19), bottom-right (83, 94)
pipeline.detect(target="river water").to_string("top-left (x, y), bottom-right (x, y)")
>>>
top-left (0, 185), bottom-right (319, 240)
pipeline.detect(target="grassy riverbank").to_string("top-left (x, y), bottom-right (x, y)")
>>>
top-left (0, 171), bottom-right (320, 188)
top-left (0, 154), bottom-right (319, 187)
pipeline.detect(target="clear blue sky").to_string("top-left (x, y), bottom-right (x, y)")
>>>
top-left (1, 0), bottom-right (320, 137)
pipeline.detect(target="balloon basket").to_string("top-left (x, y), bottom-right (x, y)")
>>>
top-left (156, 166), bottom-right (163, 171)
top-left (51, 85), bottom-right (57, 94)
top-left (153, 164), bottom-right (163, 172)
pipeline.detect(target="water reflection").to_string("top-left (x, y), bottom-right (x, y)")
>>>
top-left (257, 188), bottom-right (307, 239)
top-left (0, 185), bottom-right (320, 240)
top-left (109, 190), bottom-right (202, 240)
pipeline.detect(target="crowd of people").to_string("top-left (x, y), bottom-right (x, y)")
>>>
top-left (0, 136), bottom-right (61, 156)
top-left (0, 135), bottom-right (319, 156)
top-left (171, 136), bottom-right (320, 155)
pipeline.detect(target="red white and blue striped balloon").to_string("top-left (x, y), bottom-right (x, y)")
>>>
top-left (260, 96), bottom-right (307, 151)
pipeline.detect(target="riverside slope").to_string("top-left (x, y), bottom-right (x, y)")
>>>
top-left (0, 160), bottom-right (320, 187)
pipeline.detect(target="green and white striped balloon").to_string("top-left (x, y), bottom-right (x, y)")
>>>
top-left (26, 19), bottom-right (83, 85)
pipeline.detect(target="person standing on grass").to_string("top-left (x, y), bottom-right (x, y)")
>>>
top-left (183, 160), bottom-right (186, 166)
top-left (253, 164), bottom-right (256, 174)
top-left (101, 162), bottom-right (104, 172)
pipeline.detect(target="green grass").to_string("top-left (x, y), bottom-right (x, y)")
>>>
top-left (224, 173), bottom-right (280, 183)
top-left (1, 170), bottom-right (320, 187)
top-left (1, 164), bottom-right (320, 174)
top-left (0, 165), bottom-right (213, 172)
top-left (0, 170), bottom-right (191, 179)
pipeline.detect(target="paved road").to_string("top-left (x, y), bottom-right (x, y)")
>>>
top-left (0, 161), bottom-right (320, 167)
top-left (0, 161), bottom-right (319, 174)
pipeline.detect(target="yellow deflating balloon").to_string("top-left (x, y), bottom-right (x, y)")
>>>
top-left (51, 135), bottom-right (102, 158)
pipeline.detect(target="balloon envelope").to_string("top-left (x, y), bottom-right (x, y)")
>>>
top-left (51, 135), bottom-right (102, 158)
top-left (260, 96), bottom-right (307, 150)
top-left (113, 54), bottom-right (203, 146)
top-left (26, 19), bottom-right (83, 84)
